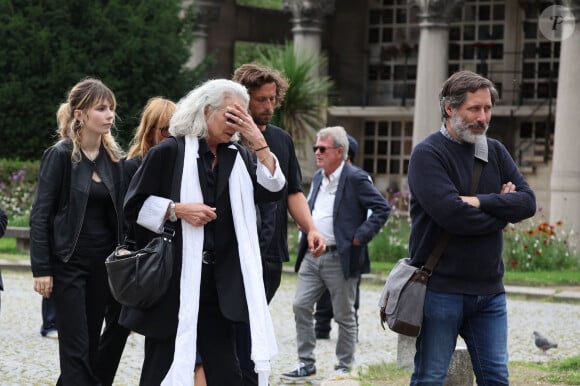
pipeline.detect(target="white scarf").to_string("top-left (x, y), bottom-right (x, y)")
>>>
top-left (161, 136), bottom-right (277, 386)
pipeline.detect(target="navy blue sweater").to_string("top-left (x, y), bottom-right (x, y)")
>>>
top-left (408, 132), bottom-right (536, 295)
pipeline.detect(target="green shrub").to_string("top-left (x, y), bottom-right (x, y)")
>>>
top-left (361, 189), bottom-right (580, 272)
top-left (369, 216), bottom-right (410, 263)
top-left (369, 189), bottom-right (411, 263)
top-left (236, 0), bottom-right (282, 9)
top-left (503, 210), bottom-right (579, 271)
top-left (0, 159), bottom-right (39, 222)
top-left (0, 159), bottom-right (39, 185)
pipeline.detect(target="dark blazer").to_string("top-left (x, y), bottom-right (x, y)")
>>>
top-left (120, 137), bottom-right (284, 339)
top-left (296, 162), bottom-right (390, 279)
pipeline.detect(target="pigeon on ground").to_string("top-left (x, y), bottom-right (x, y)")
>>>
top-left (533, 331), bottom-right (558, 352)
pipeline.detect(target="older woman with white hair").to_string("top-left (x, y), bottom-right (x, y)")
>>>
top-left (120, 79), bottom-right (285, 386)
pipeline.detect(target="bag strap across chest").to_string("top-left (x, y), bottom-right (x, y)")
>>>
top-left (422, 138), bottom-right (487, 273)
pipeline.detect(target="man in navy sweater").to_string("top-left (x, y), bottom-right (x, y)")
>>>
top-left (408, 70), bottom-right (536, 385)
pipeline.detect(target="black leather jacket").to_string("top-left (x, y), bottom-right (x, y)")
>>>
top-left (30, 139), bottom-right (127, 277)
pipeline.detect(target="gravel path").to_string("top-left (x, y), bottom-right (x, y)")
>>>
top-left (1, 271), bottom-right (579, 385)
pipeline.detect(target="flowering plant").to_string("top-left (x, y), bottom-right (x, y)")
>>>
top-left (503, 210), bottom-right (578, 271)
top-left (0, 168), bottom-right (36, 226)
top-left (369, 188), bottom-right (411, 263)
top-left (386, 187), bottom-right (410, 219)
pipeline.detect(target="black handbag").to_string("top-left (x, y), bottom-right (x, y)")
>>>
top-left (105, 225), bottom-right (175, 308)
top-left (105, 136), bottom-right (184, 308)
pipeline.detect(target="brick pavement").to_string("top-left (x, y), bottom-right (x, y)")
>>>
top-left (1, 269), bottom-right (580, 385)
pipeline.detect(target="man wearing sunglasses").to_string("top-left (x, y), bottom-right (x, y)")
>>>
top-left (282, 126), bottom-right (390, 382)
top-left (314, 135), bottom-right (365, 341)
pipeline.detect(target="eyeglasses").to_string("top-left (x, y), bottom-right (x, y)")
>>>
top-left (160, 127), bottom-right (170, 138)
top-left (313, 146), bottom-right (339, 154)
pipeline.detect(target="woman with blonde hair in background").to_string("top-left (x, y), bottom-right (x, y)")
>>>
top-left (30, 77), bottom-right (128, 385)
top-left (127, 97), bottom-right (177, 162)
top-left (94, 96), bottom-right (202, 385)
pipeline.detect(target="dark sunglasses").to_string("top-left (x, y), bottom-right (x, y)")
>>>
top-left (313, 146), bottom-right (339, 154)
top-left (160, 127), bottom-right (170, 138)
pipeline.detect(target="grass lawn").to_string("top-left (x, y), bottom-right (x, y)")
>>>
top-left (0, 237), bottom-right (27, 263)
top-left (285, 256), bottom-right (580, 287)
top-left (358, 357), bottom-right (580, 386)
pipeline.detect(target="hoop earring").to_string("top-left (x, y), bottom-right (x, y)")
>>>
top-left (74, 119), bottom-right (83, 133)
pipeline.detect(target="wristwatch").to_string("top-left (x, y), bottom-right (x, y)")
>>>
top-left (168, 201), bottom-right (177, 222)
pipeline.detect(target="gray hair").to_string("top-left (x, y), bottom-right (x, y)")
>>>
top-left (439, 70), bottom-right (499, 119)
top-left (317, 126), bottom-right (349, 161)
top-left (169, 79), bottom-right (250, 138)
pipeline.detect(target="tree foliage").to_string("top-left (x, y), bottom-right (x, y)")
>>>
top-left (254, 42), bottom-right (334, 145)
top-left (0, 0), bottom-right (207, 160)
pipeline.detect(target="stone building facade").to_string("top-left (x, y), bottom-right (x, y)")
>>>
top-left (191, 0), bottom-right (580, 224)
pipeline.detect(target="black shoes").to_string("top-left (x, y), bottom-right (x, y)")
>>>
top-left (280, 362), bottom-right (316, 382)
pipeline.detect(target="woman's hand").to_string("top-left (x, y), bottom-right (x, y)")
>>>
top-left (34, 276), bottom-right (53, 298)
top-left (225, 103), bottom-right (276, 172)
top-left (225, 104), bottom-right (267, 149)
top-left (175, 202), bottom-right (217, 227)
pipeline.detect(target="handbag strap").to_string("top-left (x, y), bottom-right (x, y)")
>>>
top-left (422, 147), bottom-right (486, 274)
top-left (162, 136), bottom-right (185, 237)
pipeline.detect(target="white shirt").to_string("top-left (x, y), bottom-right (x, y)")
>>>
top-left (312, 161), bottom-right (345, 246)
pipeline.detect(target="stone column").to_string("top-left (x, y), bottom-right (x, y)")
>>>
top-left (283, 0), bottom-right (335, 70)
top-left (411, 0), bottom-right (464, 146)
top-left (184, 0), bottom-right (223, 69)
top-left (283, 0), bottom-right (335, 178)
top-left (550, 0), bottom-right (580, 226)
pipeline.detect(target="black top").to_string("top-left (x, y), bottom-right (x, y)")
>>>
top-left (76, 179), bottom-right (116, 256)
top-left (198, 139), bottom-right (218, 252)
top-left (259, 124), bottom-right (304, 262)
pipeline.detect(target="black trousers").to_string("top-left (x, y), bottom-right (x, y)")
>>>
top-left (95, 298), bottom-right (130, 386)
top-left (52, 250), bottom-right (110, 386)
top-left (237, 257), bottom-right (283, 386)
top-left (41, 296), bottom-right (57, 335)
top-left (236, 322), bottom-right (258, 386)
top-left (262, 258), bottom-right (283, 303)
top-left (139, 299), bottom-right (243, 386)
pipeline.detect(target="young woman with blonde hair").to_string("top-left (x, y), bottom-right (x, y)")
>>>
top-left (30, 77), bottom-right (128, 385)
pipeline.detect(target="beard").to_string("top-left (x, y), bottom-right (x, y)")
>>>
top-left (253, 116), bottom-right (270, 126)
top-left (450, 113), bottom-right (489, 144)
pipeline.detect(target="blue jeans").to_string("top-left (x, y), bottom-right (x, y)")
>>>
top-left (411, 289), bottom-right (509, 386)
